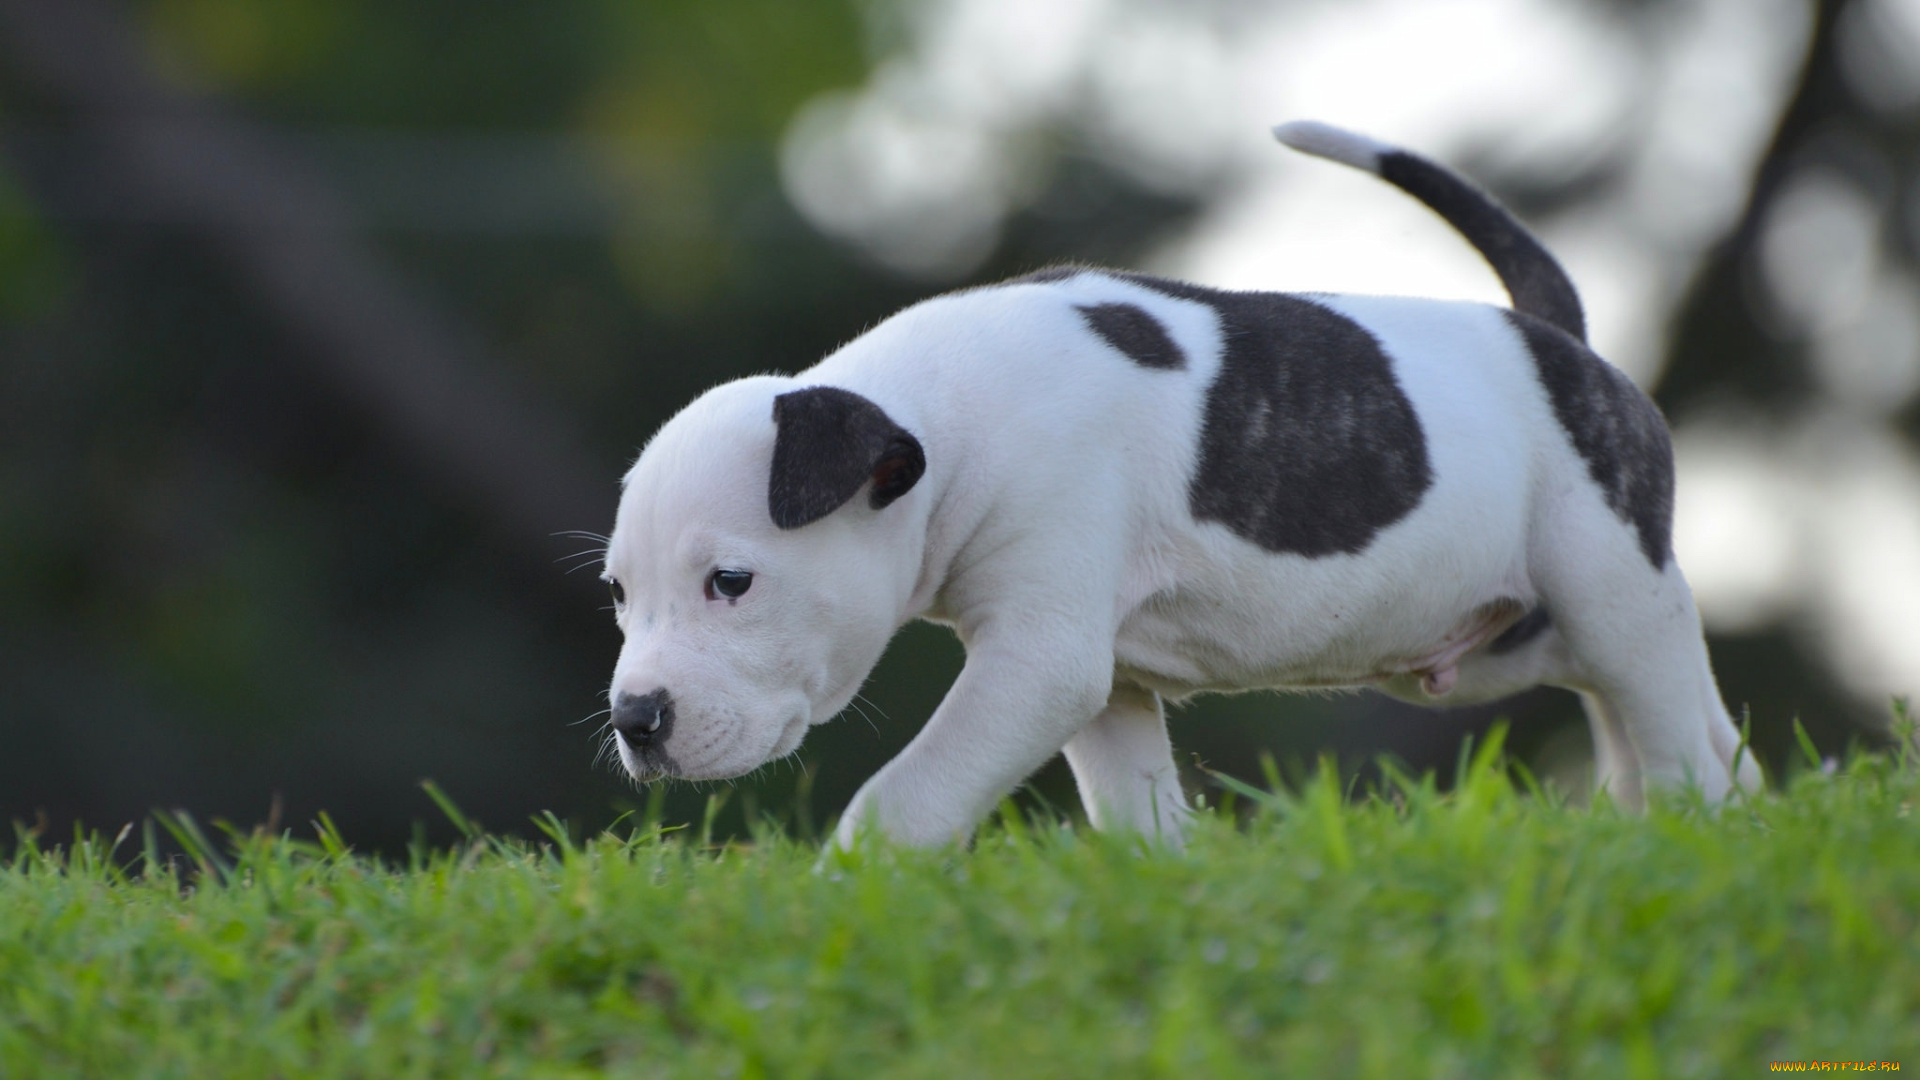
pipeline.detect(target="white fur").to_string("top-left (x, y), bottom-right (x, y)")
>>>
top-left (603, 185), bottom-right (1760, 852)
top-left (1272, 120), bottom-right (1388, 173)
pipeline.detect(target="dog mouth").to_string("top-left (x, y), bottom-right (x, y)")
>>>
top-left (609, 687), bottom-right (815, 783)
top-left (616, 739), bottom-right (676, 784)
top-left (623, 710), bottom-right (810, 783)
top-left (769, 709), bottom-right (809, 759)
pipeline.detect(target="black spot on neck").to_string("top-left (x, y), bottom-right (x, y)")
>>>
top-left (1506, 312), bottom-right (1673, 568)
top-left (1076, 302), bottom-right (1185, 370)
top-left (1124, 273), bottom-right (1433, 556)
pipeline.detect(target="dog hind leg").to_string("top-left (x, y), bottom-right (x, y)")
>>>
top-left (1579, 691), bottom-right (1646, 809)
top-left (1062, 682), bottom-right (1190, 848)
top-left (1540, 519), bottom-right (1733, 808)
top-left (1386, 620), bottom-right (1654, 806)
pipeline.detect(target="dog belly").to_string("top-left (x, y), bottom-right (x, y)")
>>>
top-left (1115, 600), bottom-right (1410, 696)
top-left (1112, 528), bottom-right (1534, 698)
top-left (1114, 599), bottom-right (1524, 697)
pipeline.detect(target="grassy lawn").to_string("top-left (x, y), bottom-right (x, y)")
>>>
top-left (5, 731), bottom-right (1917, 1079)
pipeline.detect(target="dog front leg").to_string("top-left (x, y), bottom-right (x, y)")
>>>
top-left (834, 633), bottom-right (1114, 849)
top-left (1062, 683), bottom-right (1190, 848)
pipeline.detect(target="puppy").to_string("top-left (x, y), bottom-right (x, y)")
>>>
top-left (600, 121), bottom-right (1761, 848)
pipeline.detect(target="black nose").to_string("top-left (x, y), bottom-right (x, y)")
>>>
top-left (611, 689), bottom-right (674, 748)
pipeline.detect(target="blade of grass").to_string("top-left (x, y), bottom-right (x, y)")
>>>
top-left (420, 780), bottom-right (482, 840)
top-left (1202, 765), bottom-right (1290, 814)
top-left (1307, 756), bottom-right (1353, 872)
top-left (154, 809), bottom-right (231, 884)
top-left (699, 790), bottom-right (731, 849)
top-left (531, 810), bottom-right (576, 855)
top-left (793, 764), bottom-right (817, 843)
top-left (1890, 696), bottom-right (1914, 772)
top-left (1732, 706), bottom-right (1760, 797)
top-left (1792, 717), bottom-right (1822, 772)
top-left (312, 811), bottom-right (351, 859)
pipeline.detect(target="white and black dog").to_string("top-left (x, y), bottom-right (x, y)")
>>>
top-left (600, 121), bottom-right (1761, 848)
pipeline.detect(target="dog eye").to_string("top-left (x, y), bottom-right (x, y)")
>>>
top-left (707, 569), bottom-right (752, 601)
top-left (607, 578), bottom-right (626, 607)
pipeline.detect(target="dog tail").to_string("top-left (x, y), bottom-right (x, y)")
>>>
top-left (1273, 120), bottom-right (1586, 343)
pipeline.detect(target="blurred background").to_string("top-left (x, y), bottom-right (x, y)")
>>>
top-left (2, 0), bottom-right (1916, 849)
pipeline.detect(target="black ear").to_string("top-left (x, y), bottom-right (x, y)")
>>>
top-left (769, 387), bottom-right (926, 529)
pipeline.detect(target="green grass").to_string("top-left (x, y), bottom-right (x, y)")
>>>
top-left (5, 735), bottom-right (1918, 1079)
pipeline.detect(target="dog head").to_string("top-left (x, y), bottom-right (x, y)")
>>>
top-left (601, 376), bottom-right (927, 781)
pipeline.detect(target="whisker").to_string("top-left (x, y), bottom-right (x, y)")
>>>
top-left (571, 707), bottom-right (613, 728)
top-left (557, 548), bottom-right (610, 574)
top-left (841, 696), bottom-right (882, 737)
top-left (593, 731), bottom-right (621, 771)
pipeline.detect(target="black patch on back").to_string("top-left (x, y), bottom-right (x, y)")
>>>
top-left (1076, 302), bottom-right (1185, 370)
top-left (1124, 273), bottom-right (1434, 556)
top-left (1488, 605), bottom-right (1551, 655)
top-left (1506, 312), bottom-right (1673, 568)
top-left (1379, 151), bottom-right (1587, 343)
top-left (769, 387), bottom-right (926, 530)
